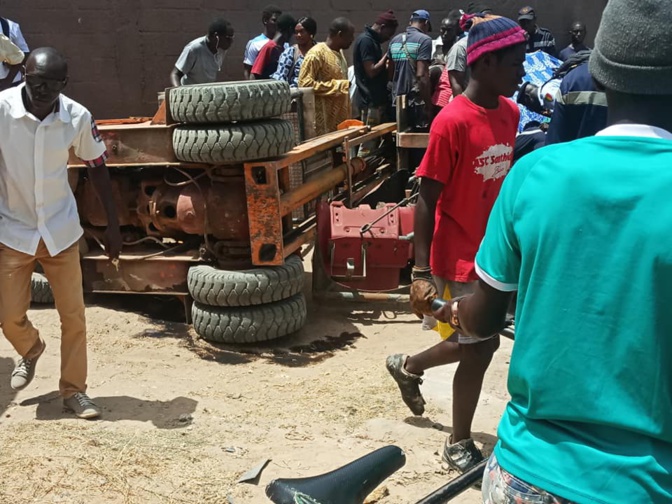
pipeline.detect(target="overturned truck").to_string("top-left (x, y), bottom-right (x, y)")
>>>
top-left (66, 80), bottom-right (399, 344)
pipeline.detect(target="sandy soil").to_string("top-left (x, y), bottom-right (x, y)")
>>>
top-left (0, 261), bottom-right (512, 504)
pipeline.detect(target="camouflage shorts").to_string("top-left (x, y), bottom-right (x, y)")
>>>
top-left (482, 454), bottom-right (576, 504)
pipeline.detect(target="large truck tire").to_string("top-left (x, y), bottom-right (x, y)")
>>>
top-left (191, 293), bottom-right (307, 344)
top-left (188, 255), bottom-right (304, 307)
top-left (31, 273), bottom-right (54, 304)
top-left (168, 80), bottom-right (292, 124)
top-left (173, 119), bottom-right (295, 164)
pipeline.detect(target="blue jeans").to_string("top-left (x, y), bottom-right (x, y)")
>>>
top-left (482, 454), bottom-right (576, 504)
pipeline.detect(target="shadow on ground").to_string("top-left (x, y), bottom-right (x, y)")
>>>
top-left (337, 304), bottom-right (418, 327)
top-left (183, 330), bottom-right (367, 368)
top-left (23, 391), bottom-right (198, 428)
top-left (0, 357), bottom-right (18, 420)
top-left (404, 416), bottom-right (499, 454)
top-left (82, 293), bottom-right (419, 368)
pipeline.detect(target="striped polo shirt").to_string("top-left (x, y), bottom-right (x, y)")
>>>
top-left (388, 26), bottom-right (433, 103)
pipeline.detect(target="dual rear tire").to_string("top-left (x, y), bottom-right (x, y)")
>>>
top-left (169, 80), bottom-right (296, 165)
top-left (187, 256), bottom-right (307, 344)
top-left (172, 80), bottom-right (305, 342)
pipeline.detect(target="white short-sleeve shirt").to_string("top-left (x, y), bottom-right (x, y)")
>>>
top-left (243, 33), bottom-right (270, 66)
top-left (0, 18), bottom-right (29, 83)
top-left (243, 34), bottom-right (289, 67)
top-left (0, 84), bottom-right (107, 256)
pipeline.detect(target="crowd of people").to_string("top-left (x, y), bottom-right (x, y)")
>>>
top-left (394, 1), bottom-right (672, 504)
top-left (2, 1), bottom-right (672, 501)
top-left (168, 4), bottom-right (672, 502)
top-left (170, 4), bottom-right (593, 140)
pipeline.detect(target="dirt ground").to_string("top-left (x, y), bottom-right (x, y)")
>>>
top-left (0, 260), bottom-right (512, 504)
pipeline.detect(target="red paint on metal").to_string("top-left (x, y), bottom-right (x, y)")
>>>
top-left (323, 202), bottom-right (412, 291)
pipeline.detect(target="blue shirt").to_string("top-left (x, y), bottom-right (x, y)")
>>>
top-left (476, 124), bottom-right (672, 504)
top-left (271, 45), bottom-right (306, 88)
top-left (558, 43), bottom-right (590, 62)
top-left (388, 26), bottom-right (432, 103)
top-left (546, 62), bottom-right (608, 145)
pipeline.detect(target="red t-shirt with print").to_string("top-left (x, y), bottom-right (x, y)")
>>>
top-left (251, 40), bottom-right (282, 79)
top-left (416, 94), bottom-right (520, 282)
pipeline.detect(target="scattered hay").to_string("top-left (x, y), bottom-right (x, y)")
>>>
top-left (0, 422), bottom-right (238, 504)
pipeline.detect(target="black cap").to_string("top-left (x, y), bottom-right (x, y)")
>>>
top-left (467, 2), bottom-right (492, 14)
top-left (518, 6), bottom-right (536, 21)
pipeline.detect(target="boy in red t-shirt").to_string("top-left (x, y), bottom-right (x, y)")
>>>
top-left (386, 13), bottom-right (527, 473)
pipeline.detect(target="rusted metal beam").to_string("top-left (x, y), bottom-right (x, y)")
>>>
top-left (349, 164), bottom-right (394, 204)
top-left (244, 163), bottom-right (284, 265)
top-left (343, 123), bottom-right (397, 149)
top-left (81, 251), bottom-right (199, 295)
top-left (284, 224), bottom-right (316, 258)
top-left (245, 124), bottom-right (395, 267)
top-left (278, 161), bottom-right (293, 233)
top-left (68, 123), bottom-right (206, 168)
top-left (243, 130), bottom-right (363, 267)
top-left (261, 127), bottom-right (367, 170)
top-left (314, 291), bottom-right (410, 303)
top-left (279, 164), bottom-right (348, 217)
top-left (151, 99), bottom-right (167, 125)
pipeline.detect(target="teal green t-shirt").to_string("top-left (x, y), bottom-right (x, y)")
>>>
top-left (476, 128), bottom-right (672, 503)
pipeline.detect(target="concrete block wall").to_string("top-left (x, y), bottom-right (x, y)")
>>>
top-left (0, 0), bottom-right (606, 118)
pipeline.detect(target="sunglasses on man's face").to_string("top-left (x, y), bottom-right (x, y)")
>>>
top-left (24, 74), bottom-right (67, 92)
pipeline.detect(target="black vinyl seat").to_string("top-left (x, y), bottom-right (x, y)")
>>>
top-left (266, 445), bottom-right (406, 504)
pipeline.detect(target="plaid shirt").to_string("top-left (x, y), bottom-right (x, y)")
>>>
top-left (526, 26), bottom-right (556, 58)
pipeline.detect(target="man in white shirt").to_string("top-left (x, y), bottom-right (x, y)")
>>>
top-left (243, 4), bottom-right (282, 80)
top-left (170, 18), bottom-right (234, 87)
top-left (0, 47), bottom-right (121, 419)
top-left (0, 16), bottom-right (29, 91)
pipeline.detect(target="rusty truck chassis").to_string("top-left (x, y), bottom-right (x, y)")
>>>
top-left (67, 95), bottom-right (398, 314)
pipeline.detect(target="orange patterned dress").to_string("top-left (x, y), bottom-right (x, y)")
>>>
top-left (298, 42), bottom-right (351, 136)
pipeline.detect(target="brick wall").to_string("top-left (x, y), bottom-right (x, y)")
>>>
top-left (0, 0), bottom-right (606, 118)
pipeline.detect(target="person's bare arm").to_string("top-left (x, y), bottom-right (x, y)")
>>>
top-left (363, 53), bottom-right (388, 79)
top-left (416, 60), bottom-right (432, 119)
top-left (86, 164), bottom-right (122, 259)
top-left (243, 64), bottom-right (253, 80)
top-left (430, 65), bottom-right (442, 96)
top-left (387, 57), bottom-right (396, 81)
top-left (409, 177), bottom-right (444, 316)
top-left (434, 280), bottom-right (513, 339)
top-left (170, 68), bottom-right (183, 88)
top-left (414, 177), bottom-right (443, 268)
top-left (449, 70), bottom-right (466, 96)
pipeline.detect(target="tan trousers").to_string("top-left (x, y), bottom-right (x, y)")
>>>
top-left (0, 240), bottom-right (87, 397)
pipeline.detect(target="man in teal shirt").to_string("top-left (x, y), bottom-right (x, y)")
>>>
top-left (432, 0), bottom-right (672, 502)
